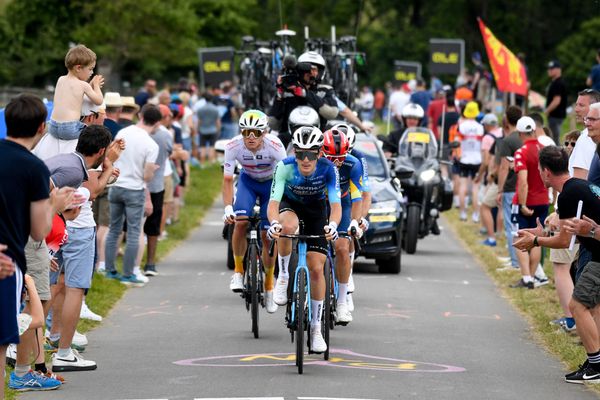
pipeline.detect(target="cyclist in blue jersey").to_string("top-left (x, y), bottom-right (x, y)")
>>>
top-left (223, 110), bottom-right (287, 313)
top-left (322, 129), bottom-right (364, 324)
top-left (267, 126), bottom-right (341, 353)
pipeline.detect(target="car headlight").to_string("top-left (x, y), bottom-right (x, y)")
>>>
top-left (419, 169), bottom-right (436, 182)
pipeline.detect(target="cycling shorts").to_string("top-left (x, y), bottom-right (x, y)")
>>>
top-left (279, 196), bottom-right (328, 255)
top-left (234, 172), bottom-right (272, 230)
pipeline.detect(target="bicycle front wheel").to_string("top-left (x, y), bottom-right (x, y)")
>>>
top-left (250, 245), bottom-right (260, 339)
top-left (296, 268), bottom-right (307, 374)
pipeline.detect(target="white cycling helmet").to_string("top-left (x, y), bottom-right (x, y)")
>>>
top-left (239, 109), bottom-right (269, 130)
top-left (332, 123), bottom-right (356, 150)
top-left (288, 106), bottom-right (320, 134)
top-left (292, 126), bottom-right (324, 150)
top-left (401, 103), bottom-right (425, 119)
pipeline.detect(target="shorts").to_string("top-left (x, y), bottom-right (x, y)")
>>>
top-left (482, 183), bottom-right (498, 208)
top-left (515, 204), bottom-right (548, 230)
top-left (279, 196), bottom-right (329, 255)
top-left (61, 227), bottom-right (96, 289)
top-left (451, 159), bottom-right (461, 175)
top-left (572, 261), bottom-right (600, 309)
top-left (164, 176), bottom-right (174, 203)
top-left (199, 133), bottom-right (218, 147)
top-left (459, 163), bottom-right (480, 179)
top-left (24, 238), bottom-right (51, 301)
top-left (92, 189), bottom-right (111, 226)
top-left (47, 119), bottom-right (86, 141)
top-left (233, 172), bottom-right (271, 230)
top-left (0, 265), bottom-right (23, 345)
top-left (144, 190), bottom-right (165, 236)
top-left (550, 244), bottom-right (579, 264)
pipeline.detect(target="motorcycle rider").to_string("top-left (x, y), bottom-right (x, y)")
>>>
top-left (268, 51), bottom-right (339, 149)
top-left (382, 103), bottom-right (424, 158)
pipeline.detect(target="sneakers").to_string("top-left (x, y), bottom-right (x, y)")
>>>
top-left (565, 362), bottom-right (600, 384)
top-left (347, 293), bottom-right (355, 312)
top-left (8, 370), bottom-right (62, 391)
top-left (229, 272), bottom-right (244, 292)
top-left (310, 327), bottom-right (327, 353)
top-left (459, 211), bottom-right (468, 221)
top-left (40, 371), bottom-right (65, 383)
top-left (471, 212), bottom-right (480, 223)
top-left (144, 264), bottom-right (158, 276)
top-left (52, 349), bottom-right (97, 372)
top-left (6, 343), bottom-right (16, 367)
top-left (481, 238), bottom-right (497, 247)
top-left (534, 276), bottom-right (549, 288)
top-left (273, 277), bottom-right (289, 306)
top-left (264, 291), bottom-right (278, 313)
top-left (335, 302), bottom-right (353, 325)
top-left (133, 267), bottom-right (150, 283)
top-left (559, 318), bottom-right (577, 333)
top-left (80, 301), bottom-right (102, 322)
top-left (510, 278), bottom-right (534, 289)
top-left (105, 270), bottom-right (122, 280)
top-left (119, 274), bottom-right (146, 287)
top-left (497, 256), bottom-right (511, 263)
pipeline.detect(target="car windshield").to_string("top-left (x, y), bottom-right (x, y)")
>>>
top-left (398, 127), bottom-right (438, 160)
top-left (354, 137), bottom-right (387, 178)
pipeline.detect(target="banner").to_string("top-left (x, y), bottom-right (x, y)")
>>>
top-left (429, 39), bottom-right (464, 75)
top-left (197, 47), bottom-right (235, 89)
top-left (478, 18), bottom-right (527, 96)
top-left (394, 61), bottom-right (422, 83)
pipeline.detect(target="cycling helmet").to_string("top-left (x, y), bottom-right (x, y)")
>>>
top-left (322, 129), bottom-right (349, 163)
top-left (297, 51), bottom-right (326, 82)
top-left (401, 103), bottom-right (425, 119)
top-left (288, 106), bottom-right (320, 134)
top-left (332, 123), bottom-right (356, 150)
top-left (239, 109), bottom-right (269, 130)
top-left (292, 126), bottom-right (324, 150)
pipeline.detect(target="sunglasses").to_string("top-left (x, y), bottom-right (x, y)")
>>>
top-left (325, 154), bottom-right (346, 164)
top-left (564, 141), bottom-right (577, 147)
top-left (295, 150), bottom-right (319, 161)
top-left (241, 129), bottom-right (264, 138)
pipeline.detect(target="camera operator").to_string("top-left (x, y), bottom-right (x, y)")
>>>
top-left (268, 51), bottom-right (338, 148)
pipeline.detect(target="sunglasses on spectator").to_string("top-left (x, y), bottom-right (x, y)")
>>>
top-left (564, 141), bottom-right (577, 147)
top-left (295, 150), bottom-right (319, 161)
top-left (241, 129), bottom-right (264, 138)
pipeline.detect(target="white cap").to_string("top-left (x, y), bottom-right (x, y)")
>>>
top-left (516, 116), bottom-right (536, 133)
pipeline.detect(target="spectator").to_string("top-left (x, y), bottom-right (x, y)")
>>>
top-left (196, 93), bottom-right (221, 166)
top-left (457, 101), bottom-right (484, 223)
top-left (48, 45), bottom-right (104, 141)
top-left (358, 86), bottom-right (375, 122)
top-left (389, 82), bottom-right (411, 129)
top-left (563, 130), bottom-right (581, 154)
top-left (427, 89), bottom-right (446, 139)
top-left (545, 60), bottom-right (568, 144)
top-left (374, 88), bottom-right (385, 120)
top-left (104, 104), bottom-right (160, 286)
top-left (118, 96), bottom-right (140, 127)
top-left (569, 89), bottom-right (600, 178)
top-left (437, 94), bottom-right (461, 180)
top-left (135, 79), bottom-right (157, 108)
top-left (584, 102), bottom-right (600, 187)
top-left (529, 112), bottom-right (555, 146)
top-left (586, 49), bottom-right (600, 91)
top-left (103, 92), bottom-right (123, 139)
top-left (409, 79), bottom-right (432, 125)
top-left (215, 82), bottom-right (238, 140)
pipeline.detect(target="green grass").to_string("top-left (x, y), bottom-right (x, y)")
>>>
top-left (3, 164), bottom-right (222, 399)
top-left (442, 209), bottom-right (597, 388)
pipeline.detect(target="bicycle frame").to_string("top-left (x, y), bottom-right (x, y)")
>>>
top-left (291, 240), bottom-right (312, 325)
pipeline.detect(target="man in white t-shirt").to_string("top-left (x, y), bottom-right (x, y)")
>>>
top-left (457, 101), bottom-right (484, 222)
top-left (104, 105), bottom-right (160, 287)
top-left (569, 89), bottom-right (600, 178)
top-left (388, 83), bottom-right (411, 129)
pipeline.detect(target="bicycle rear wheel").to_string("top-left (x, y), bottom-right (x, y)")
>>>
top-left (296, 268), bottom-right (306, 374)
top-left (250, 245), bottom-right (260, 339)
top-left (323, 258), bottom-right (332, 360)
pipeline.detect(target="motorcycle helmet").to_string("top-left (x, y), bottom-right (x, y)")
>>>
top-left (297, 51), bottom-right (327, 82)
top-left (332, 123), bottom-right (356, 151)
top-left (288, 106), bottom-right (320, 135)
top-left (322, 129), bottom-right (349, 163)
top-left (401, 103), bottom-right (425, 119)
top-left (239, 109), bottom-right (269, 130)
top-left (292, 126), bottom-right (324, 150)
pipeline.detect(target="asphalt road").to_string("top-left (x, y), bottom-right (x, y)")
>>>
top-left (24, 200), bottom-right (598, 400)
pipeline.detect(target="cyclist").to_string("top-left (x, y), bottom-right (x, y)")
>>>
top-left (223, 110), bottom-right (286, 313)
top-left (267, 126), bottom-right (341, 353)
top-left (333, 123), bottom-right (371, 309)
top-left (322, 129), bottom-right (364, 324)
top-left (284, 105), bottom-right (320, 150)
top-left (382, 103), bottom-right (424, 158)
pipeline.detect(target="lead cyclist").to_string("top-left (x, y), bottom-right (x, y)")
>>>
top-left (223, 110), bottom-right (287, 313)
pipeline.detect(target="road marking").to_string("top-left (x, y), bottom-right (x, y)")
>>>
top-left (194, 398), bottom-right (284, 400)
top-left (444, 311), bottom-right (501, 320)
top-left (299, 398), bottom-right (380, 400)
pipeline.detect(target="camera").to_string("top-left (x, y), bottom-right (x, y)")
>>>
top-left (279, 55), bottom-right (313, 88)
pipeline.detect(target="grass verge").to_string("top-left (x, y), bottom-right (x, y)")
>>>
top-left (4, 164), bottom-right (222, 399)
top-left (442, 208), bottom-right (592, 383)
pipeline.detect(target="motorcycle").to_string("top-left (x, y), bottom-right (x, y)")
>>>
top-left (388, 127), bottom-right (453, 254)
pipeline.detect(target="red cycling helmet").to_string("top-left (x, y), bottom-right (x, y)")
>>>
top-left (322, 129), bottom-right (349, 163)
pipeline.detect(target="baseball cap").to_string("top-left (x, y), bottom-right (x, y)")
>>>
top-left (481, 113), bottom-right (498, 126)
top-left (516, 116), bottom-right (536, 133)
top-left (547, 60), bottom-right (561, 69)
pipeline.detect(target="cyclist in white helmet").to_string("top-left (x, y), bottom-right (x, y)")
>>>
top-left (223, 110), bottom-right (286, 313)
top-left (267, 126), bottom-right (341, 353)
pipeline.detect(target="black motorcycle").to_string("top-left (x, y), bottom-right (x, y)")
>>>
top-left (389, 127), bottom-right (453, 254)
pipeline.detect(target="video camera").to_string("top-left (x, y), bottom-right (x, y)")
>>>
top-left (279, 55), bottom-right (312, 88)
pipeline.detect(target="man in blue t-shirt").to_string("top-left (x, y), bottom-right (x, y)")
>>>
top-left (587, 50), bottom-right (600, 92)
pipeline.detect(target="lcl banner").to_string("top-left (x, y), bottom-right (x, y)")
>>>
top-left (394, 61), bottom-right (422, 83)
top-left (428, 39), bottom-right (464, 75)
top-left (197, 47), bottom-right (235, 88)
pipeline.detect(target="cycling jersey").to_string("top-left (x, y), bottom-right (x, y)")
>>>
top-left (270, 156), bottom-right (341, 204)
top-left (338, 154), bottom-right (364, 201)
top-left (350, 149), bottom-right (371, 193)
top-left (458, 119), bottom-right (484, 165)
top-left (223, 134), bottom-right (286, 181)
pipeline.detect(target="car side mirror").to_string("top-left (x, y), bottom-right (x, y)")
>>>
top-left (395, 165), bottom-right (414, 180)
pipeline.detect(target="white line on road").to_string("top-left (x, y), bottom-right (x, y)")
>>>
top-left (298, 398), bottom-right (381, 400)
top-left (194, 398), bottom-right (284, 400)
